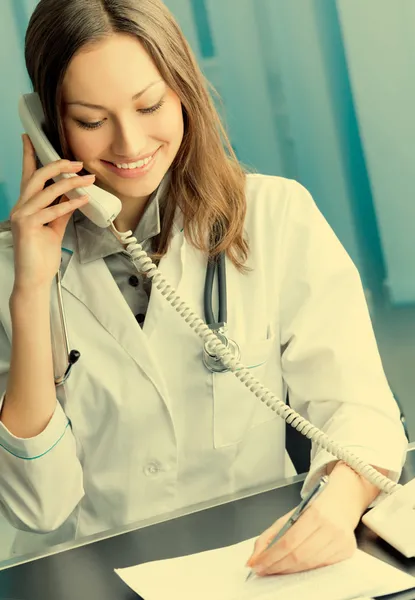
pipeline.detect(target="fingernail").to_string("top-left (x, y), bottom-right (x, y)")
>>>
top-left (82, 174), bottom-right (96, 180)
top-left (72, 161), bottom-right (83, 166)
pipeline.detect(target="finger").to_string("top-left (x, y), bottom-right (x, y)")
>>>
top-left (250, 507), bottom-right (321, 569)
top-left (275, 542), bottom-right (352, 575)
top-left (247, 508), bottom-right (296, 565)
top-left (34, 195), bottom-right (89, 227)
top-left (265, 528), bottom-right (357, 576)
top-left (20, 159), bottom-right (84, 203)
top-left (19, 174), bottom-right (95, 216)
top-left (318, 543), bottom-right (357, 569)
top-left (20, 134), bottom-right (38, 192)
top-left (48, 195), bottom-right (89, 237)
top-left (261, 527), bottom-right (335, 575)
top-left (316, 533), bottom-right (357, 569)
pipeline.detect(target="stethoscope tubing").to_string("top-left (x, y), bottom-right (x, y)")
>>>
top-left (54, 246), bottom-right (239, 385)
top-left (54, 265), bottom-right (80, 386)
top-left (204, 251), bottom-right (227, 327)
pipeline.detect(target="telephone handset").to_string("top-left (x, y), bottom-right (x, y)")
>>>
top-left (19, 93), bottom-right (415, 558)
top-left (18, 94), bottom-right (122, 228)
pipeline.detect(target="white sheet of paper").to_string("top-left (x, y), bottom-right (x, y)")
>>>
top-left (115, 536), bottom-right (415, 600)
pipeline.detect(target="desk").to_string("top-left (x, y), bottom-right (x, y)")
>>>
top-left (0, 444), bottom-right (414, 600)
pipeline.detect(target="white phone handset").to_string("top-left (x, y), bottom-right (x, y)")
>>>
top-left (19, 93), bottom-right (415, 558)
top-left (18, 94), bottom-right (121, 228)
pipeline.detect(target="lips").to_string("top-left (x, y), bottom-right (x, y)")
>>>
top-left (100, 148), bottom-right (159, 179)
top-left (103, 148), bottom-right (160, 167)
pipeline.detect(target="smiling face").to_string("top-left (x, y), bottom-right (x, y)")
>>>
top-left (61, 33), bottom-right (184, 212)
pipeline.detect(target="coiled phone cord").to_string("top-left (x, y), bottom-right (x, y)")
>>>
top-left (110, 223), bottom-right (401, 496)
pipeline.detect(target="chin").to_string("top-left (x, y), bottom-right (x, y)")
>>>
top-left (104, 171), bottom-right (164, 198)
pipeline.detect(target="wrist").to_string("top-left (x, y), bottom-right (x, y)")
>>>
top-left (326, 461), bottom-right (387, 520)
top-left (10, 285), bottom-right (52, 321)
top-left (10, 283), bottom-right (51, 304)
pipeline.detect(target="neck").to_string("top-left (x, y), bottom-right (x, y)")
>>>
top-left (100, 172), bottom-right (170, 232)
top-left (113, 196), bottom-right (150, 233)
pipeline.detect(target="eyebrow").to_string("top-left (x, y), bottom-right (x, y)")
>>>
top-left (66, 80), bottom-right (163, 110)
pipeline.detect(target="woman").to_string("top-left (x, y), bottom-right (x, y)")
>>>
top-left (0, 0), bottom-right (407, 576)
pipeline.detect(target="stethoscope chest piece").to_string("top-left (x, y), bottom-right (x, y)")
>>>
top-left (202, 328), bottom-right (241, 373)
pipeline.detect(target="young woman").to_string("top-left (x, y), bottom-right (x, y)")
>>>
top-left (0, 0), bottom-right (407, 576)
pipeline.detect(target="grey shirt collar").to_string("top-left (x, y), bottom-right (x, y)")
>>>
top-left (74, 173), bottom-right (170, 264)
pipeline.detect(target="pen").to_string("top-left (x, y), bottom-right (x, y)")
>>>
top-left (245, 474), bottom-right (329, 583)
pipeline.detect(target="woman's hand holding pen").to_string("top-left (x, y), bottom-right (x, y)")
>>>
top-left (245, 462), bottom-right (385, 577)
top-left (246, 492), bottom-right (357, 576)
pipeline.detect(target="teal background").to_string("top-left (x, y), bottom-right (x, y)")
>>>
top-left (3, 0), bottom-right (415, 305)
top-left (1, 0), bottom-right (414, 426)
top-left (1, 0), bottom-right (415, 562)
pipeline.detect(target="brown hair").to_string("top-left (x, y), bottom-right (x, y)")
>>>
top-left (25, 0), bottom-right (250, 271)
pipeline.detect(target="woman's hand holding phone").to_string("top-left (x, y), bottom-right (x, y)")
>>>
top-left (10, 134), bottom-right (95, 293)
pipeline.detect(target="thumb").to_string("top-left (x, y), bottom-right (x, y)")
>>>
top-left (245, 508), bottom-right (296, 567)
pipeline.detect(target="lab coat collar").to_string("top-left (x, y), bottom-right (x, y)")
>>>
top-left (58, 194), bottom-right (187, 413)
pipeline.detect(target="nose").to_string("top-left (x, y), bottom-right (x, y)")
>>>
top-left (111, 114), bottom-right (147, 160)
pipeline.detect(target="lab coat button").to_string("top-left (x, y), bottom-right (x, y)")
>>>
top-left (144, 462), bottom-right (161, 476)
top-left (128, 275), bottom-right (139, 287)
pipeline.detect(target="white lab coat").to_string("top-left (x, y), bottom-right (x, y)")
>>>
top-left (0, 174), bottom-right (407, 556)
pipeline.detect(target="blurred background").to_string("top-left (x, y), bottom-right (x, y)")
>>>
top-left (1, 0), bottom-right (414, 560)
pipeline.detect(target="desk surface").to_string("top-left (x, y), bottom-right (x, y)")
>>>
top-left (0, 445), bottom-right (414, 600)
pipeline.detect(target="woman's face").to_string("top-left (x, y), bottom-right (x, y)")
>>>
top-left (62, 33), bottom-right (184, 206)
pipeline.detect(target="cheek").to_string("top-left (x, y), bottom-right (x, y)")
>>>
top-left (156, 103), bottom-right (184, 148)
top-left (64, 126), bottom-right (107, 162)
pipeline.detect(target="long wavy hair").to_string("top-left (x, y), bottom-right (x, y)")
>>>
top-left (25, 0), bottom-right (250, 271)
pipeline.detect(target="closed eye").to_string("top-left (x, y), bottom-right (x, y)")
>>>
top-left (75, 120), bottom-right (104, 130)
top-left (138, 99), bottom-right (165, 114)
top-left (75, 100), bottom-right (165, 131)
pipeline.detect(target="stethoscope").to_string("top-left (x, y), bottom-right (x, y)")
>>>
top-left (54, 249), bottom-right (241, 387)
top-left (54, 266), bottom-right (81, 387)
top-left (201, 251), bottom-right (241, 373)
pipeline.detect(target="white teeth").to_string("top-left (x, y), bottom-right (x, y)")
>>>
top-left (114, 155), bottom-right (153, 170)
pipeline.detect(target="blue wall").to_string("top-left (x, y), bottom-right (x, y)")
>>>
top-left (1, 0), bottom-right (414, 304)
top-left (0, 0), bottom-right (36, 220)
top-left (169, 0), bottom-right (384, 291)
top-left (337, 0), bottom-right (415, 305)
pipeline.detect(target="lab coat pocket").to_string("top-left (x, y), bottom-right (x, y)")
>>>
top-left (212, 334), bottom-right (278, 449)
